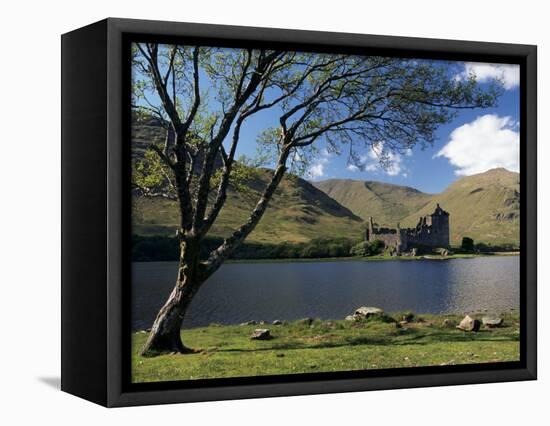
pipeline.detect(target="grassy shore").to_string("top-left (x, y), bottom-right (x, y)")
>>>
top-left (132, 311), bottom-right (520, 383)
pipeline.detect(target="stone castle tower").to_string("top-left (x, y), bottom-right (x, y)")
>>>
top-left (365, 204), bottom-right (450, 253)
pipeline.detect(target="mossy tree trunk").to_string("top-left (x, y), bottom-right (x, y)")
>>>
top-left (140, 239), bottom-right (203, 355)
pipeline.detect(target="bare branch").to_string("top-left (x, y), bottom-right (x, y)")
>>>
top-left (137, 43), bottom-right (184, 131)
top-left (163, 46), bottom-right (178, 86)
top-left (150, 144), bottom-right (175, 169)
top-left (203, 145), bottom-right (291, 276)
top-left (199, 116), bottom-right (245, 237)
top-left (180, 47), bottom-right (201, 136)
top-left (191, 50), bottom-right (283, 234)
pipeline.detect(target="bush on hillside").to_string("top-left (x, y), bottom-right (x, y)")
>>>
top-left (461, 237), bottom-right (475, 252)
top-left (349, 239), bottom-right (384, 257)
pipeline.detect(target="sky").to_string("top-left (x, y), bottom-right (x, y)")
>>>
top-left (133, 48), bottom-right (520, 194)
top-left (232, 62), bottom-right (520, 194)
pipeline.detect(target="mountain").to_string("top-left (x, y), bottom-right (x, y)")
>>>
top-left (131, 113), bottom-right (365, 244)
top-left (131, 115), bottom-right (519, 247)
top-left (313, 179), bottom-right (432, 227)
top-left (401, 168), bottom-right (519, 246)
top-left (132, 171), bottom-right (364, 244)
top-left (314, 168), bottom-right (519, 246)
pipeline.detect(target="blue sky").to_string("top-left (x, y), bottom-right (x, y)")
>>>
top-left (133, 49), bottom-right (520, 194)
top-left (232, 63), bottom-right (520, 194)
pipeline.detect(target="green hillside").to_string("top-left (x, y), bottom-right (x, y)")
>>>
top-left (132, 171), bottom-right (364, 244)
top-left (131, 114), bottom-right (364, 244)
top-left (313, 179), bottom-right (432, 227)
top-left (314, 168), bottom-right (519, 247)
top-left (132, 115), bottom-right (519, 247)
top-left (400, 168), bottom-right (519, 246)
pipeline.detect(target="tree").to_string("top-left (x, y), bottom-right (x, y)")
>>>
top-left (461, 236), bottom-right (475, 252)
top-left (131, 43), bottom-right (501, 355)
top-left (350, 240), bottom-right (384, 257)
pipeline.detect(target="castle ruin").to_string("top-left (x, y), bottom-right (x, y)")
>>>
top-left (365, 204), bottom-right (450, 253)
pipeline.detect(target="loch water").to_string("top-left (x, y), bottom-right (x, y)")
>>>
top-left (131, 256), bottom-right (519, 330)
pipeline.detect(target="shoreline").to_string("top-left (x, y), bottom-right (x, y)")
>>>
top-left (226, 252), bottom-right (519, 264)
top-left (134, 308), bottom-right (520, 333)
top-left (133, 251), bottom-right (519, 264)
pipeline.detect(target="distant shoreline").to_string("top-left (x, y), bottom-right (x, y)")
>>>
top-left (225, 252), bottom-right (519, 264)
top-left (132, 251), bottom-right (519, 264)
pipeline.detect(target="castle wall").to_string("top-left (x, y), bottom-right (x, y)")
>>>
top-left (366, 205), bottom-right (449, 252)
top-left (373, 233), bottom-right (402, 251)
top-left (430, 215), bottom-right (450, 247)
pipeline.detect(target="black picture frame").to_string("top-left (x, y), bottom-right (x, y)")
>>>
top-left (61, 17), bottom-right (537, 407)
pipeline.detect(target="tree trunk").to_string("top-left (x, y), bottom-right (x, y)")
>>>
top-left (140, 240), bottom-right (202, 356)
top-left (140, 151), bottom-right (291, 357)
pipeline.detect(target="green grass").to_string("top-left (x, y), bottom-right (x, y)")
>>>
top-left (132, 312), bottom-right (520, 383)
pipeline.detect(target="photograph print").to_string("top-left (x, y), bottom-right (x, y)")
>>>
top-left (129, 41), bottom-right (520, 383)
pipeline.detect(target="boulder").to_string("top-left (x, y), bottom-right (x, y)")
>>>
top-left (457, 315), bottom-right (481, 332)
top-left (298, 317), bottom-right (314, 326)
top-left (240, 320), bottom-right (256, 326)
top-left (345, 315), bottom-right (355, 321)
top-left (353, 306), bottom-right (384, 320)
top-left (250, 329), bottom-right (272, 340)
top-left (401, 312), bottom-right (415, 323)
top-left (482, 315), bottom-right (503, 328)
top-left (272, 319), bottom-right (283, 325)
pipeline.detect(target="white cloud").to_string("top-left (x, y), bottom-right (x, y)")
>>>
top-left (435, 114), bottom-right (519, 176)
top-left (308, 161), bottom-right (327, 178)
top-left (456, 62), bottom-right (520, 90)
top-left (346, 164), bottom-right (359, 172)
top-left (364, 142), bottom-right (404, 176)
top-left (307, 149), bottom-right (331, 179)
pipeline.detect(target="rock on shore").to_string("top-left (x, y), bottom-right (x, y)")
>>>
top-left (457, 315), bottom-right (481, 332)
top-left (250, 329), bottom-right (272, 340)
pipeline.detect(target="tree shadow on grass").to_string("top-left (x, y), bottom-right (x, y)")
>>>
top-left (217, 330), bottom-right (519, 354)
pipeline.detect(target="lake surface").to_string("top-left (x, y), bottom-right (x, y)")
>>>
top-left (131, 256), bottom-right (519, 330)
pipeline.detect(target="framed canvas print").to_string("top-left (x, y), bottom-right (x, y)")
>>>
top-left (61, 18), bottom-right (537, 407)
